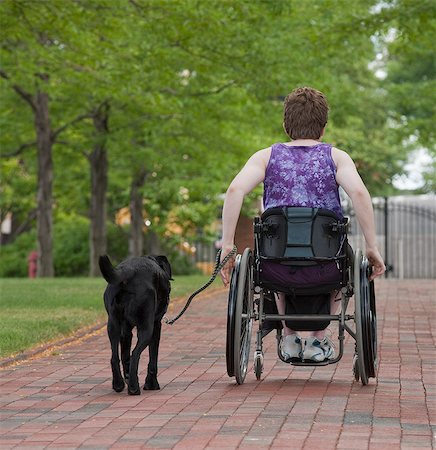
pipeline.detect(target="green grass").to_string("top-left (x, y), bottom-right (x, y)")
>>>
top-left (0, 275), bottom-right (221, 359)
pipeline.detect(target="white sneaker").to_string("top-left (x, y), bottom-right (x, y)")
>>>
top-left (303, 336), bottom-right (335, 362)
top-left (280, 334), bottom-right (302, 362)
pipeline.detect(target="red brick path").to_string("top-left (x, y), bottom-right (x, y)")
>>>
top-left (1, 280), bottom-right (435, 449)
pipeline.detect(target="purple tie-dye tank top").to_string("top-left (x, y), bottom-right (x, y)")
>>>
top-left (263, 143), bottom-right (343, 218)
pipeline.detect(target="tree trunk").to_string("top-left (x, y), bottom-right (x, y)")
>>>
top-left (35, 91), bottom-right (54, 277)
top-left (145, 230), bottom-right (162, 255)
top-left (129, 169), bottom-right (147, 257)
top-left (88, 102), bottom-right (109, 276)
top-left (1, 71), bottom-right (91, 277)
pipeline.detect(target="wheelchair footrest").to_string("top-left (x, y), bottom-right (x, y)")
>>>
top-left (287, 360), bottom-right (332, 367)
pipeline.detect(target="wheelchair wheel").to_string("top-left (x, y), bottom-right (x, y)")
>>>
top-left (226, 254), bottom-right (240, 377)
top-left (354, 249), bottom-right (377, 385)
top-left (226, 248), bottom-right (254, 384)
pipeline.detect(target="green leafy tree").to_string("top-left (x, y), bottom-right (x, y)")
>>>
top-left (3, 0), bottom-right (428, 277)
top-left (375, 0), bottom-right (436, 191)
top-left (0, 0), bottom-right (98, 275)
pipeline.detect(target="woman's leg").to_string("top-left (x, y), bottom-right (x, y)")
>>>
top-left (276, 292), bottom-right (302, 360)
top-left (301, 290), bottom-right (341, 361)
top-left (311, 289), bottom-right (341, 339)
top-left (275, 292), bottom-right (297, 336)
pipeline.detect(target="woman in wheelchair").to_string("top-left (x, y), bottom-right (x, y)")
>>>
top-left (220, 86), bottom-right (385, 365)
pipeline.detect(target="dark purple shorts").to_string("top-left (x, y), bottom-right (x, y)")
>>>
top-left (260, 260), bottom-right (341, 289)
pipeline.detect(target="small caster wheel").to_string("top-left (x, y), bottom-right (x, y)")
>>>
top-left (254, 350), bottom-right (264, 380)
top-left (352, 354), bottom-right (360, 382)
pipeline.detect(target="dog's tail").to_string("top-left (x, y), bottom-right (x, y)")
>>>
top-left (99, 255), bottom-right (120, 284)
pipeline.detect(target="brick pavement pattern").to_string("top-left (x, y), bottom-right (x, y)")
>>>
top-left (1, 279), bottom-right (435, 449)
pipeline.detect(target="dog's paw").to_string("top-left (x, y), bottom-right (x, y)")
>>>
top-left (143, 377), bottom-right (160, 391)
top-left (128, 387), bottom-right (141, 395)
top-left (112, 380), bottom-right (125, 393)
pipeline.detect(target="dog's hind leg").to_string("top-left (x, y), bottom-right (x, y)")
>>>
top-left (128, 327), bottom-right (153, 395)
top-left (144, 321), bottom-right (162, 390)
top-left (107, 320), bottom-right (125, 392)
top-left (120, 324), bottom-right (132, 382)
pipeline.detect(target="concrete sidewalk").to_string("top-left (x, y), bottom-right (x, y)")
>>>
top-left (1, 279), bottom-right (435, 449)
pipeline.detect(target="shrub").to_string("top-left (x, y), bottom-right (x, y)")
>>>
top-left (54, 217), bottom-right (130, 275)
top-left (0, 216), bottom-right (201, 277)
top-left (160, 239), bottom-right (202, 276)
top-left (166, 250), bottom-right (201, 276)
top-left (53, 215), bottom-right (89, 276)
top-left (0, 216), bottom-right (129, 277)
top-left (0, 230), bottom-right (36, 277)
top-left (107, 223), bottom-right (129, 264)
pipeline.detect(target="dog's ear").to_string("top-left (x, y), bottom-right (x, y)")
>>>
top-left (154, 255), bottom-right (173, 280)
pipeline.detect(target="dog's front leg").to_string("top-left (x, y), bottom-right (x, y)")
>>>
top-left (144, 321), bottom-right (162, 390)
top-left (107, 320), bottom-right (125, 392)
top-left (128, 328), bottom-right (152, 395)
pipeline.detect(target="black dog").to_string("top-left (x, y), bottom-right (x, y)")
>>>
top-left (99, 255), bottom-right (172, 395)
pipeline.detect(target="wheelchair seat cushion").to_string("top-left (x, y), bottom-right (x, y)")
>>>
top-left (260, 260), bottom-right (341, 291)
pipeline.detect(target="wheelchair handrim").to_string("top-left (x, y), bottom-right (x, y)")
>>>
top-left (234, 249), bottom-right (254, 385)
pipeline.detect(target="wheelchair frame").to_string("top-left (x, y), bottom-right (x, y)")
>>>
top-left (226, 207), bottom-right (377, 386)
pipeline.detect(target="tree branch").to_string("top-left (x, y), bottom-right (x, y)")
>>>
top-left (190, 80), bottom-right (236, 97)
top-left (161, 80), bottom-right (236, 97)
top-left (0, 140), bottom-right (37, 158)
top-left (0, 69), bottom-right (37, 112)
top-left (51, 113), bottom-right (93, 142)
top-left (9, 208), bottom-right (37, 241)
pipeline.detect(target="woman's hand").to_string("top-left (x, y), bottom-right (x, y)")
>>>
top-left (366, 247), bottom-right (386, 281)
top-left (219, 244), bottom-right (236, 287)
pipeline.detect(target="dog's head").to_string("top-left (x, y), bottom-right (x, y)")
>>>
top-left (152, 255), bottom-right (173, 281)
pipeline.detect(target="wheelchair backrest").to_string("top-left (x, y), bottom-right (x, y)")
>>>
top-left (255, 207), bottom-right (347, 264)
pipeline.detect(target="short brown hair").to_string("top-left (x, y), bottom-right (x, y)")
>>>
top-left (283, 87), bottom-right (329, 139)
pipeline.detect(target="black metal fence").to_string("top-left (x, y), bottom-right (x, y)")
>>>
top-left (194, 195), bottom-right (436, 279)
top-left (345, 195), bottom-right (436, 279)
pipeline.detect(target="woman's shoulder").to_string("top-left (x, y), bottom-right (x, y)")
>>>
top-left (330, 146), bottom-right (358, 171)
top-left (242, 146), bottom-right (272, 172)
top-left (251, 146), bottom-right (272, 161)
top-left (331, 146), bottom-right (353, 165)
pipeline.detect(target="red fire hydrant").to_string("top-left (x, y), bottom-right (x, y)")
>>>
top-left (28, 251), bottom-right (38, 278)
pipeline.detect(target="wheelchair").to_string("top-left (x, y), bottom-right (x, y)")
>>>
top-left (226, 206), bottom-right (377, 386)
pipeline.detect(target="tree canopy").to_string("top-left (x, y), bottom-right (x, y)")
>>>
top-left (1, 0), bottom-right (434, 274)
